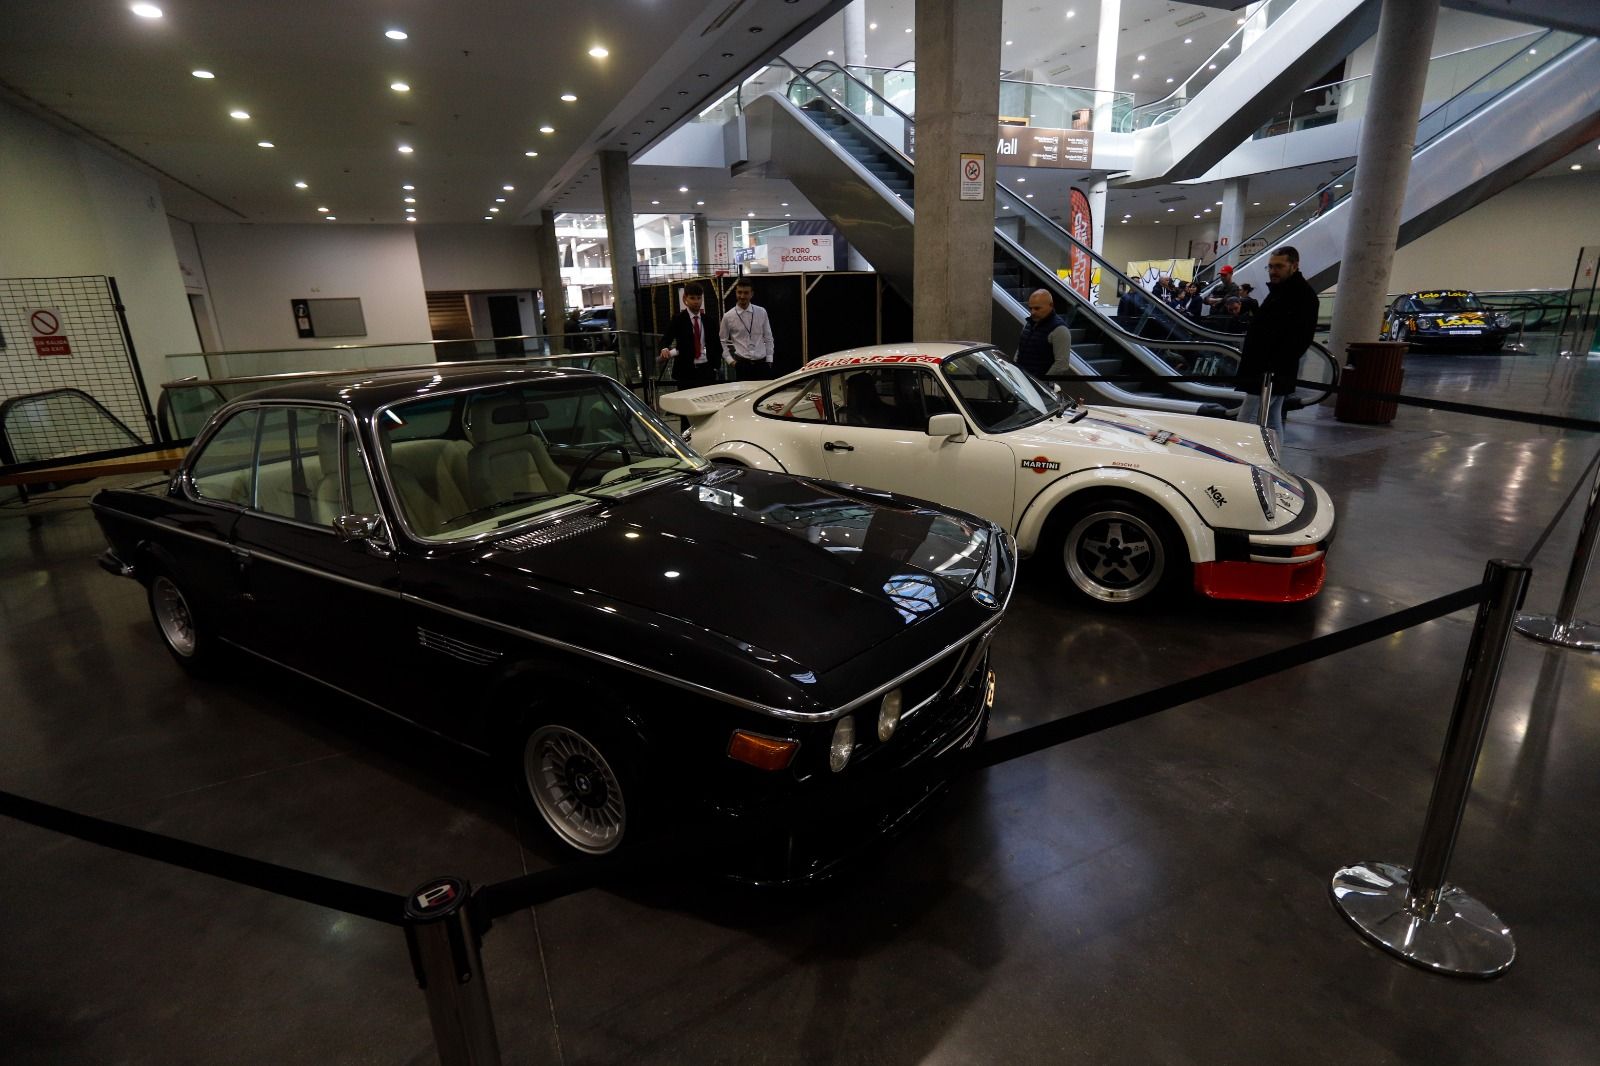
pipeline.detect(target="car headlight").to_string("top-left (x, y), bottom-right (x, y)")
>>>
top-left (1494, 314), bottom-right (1511, 329)
top-left (878, 688), bottom-right (902, 742)
top-left (830, 716), bottom-right (855, 772)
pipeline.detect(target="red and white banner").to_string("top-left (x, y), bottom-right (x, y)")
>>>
top-left (1068, 188), bottom-right (1093, 302)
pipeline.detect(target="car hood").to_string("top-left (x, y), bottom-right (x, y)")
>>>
top-left (1002, 406), bottom-right (1313, 530)
top-left (1416, 311), bottom-right (1492, 328)
top-left (474, 468), bottom-right (995, 672)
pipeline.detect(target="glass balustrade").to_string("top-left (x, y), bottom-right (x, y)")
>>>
top-left (1207, 29), bottom-right (1580, 281)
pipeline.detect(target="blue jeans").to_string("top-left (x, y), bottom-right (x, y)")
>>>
top-left (1236, 393), bottom-right (1285, 444)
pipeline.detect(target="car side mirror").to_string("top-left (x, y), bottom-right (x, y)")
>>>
top-left (927, 413), bottom-right (967, 443)
top-left (333, 513), bottom-right (385, 542)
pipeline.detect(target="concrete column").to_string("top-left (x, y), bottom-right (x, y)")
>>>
top-left (1093, 0), bottom-right (1121, 133)
top-left (913, 0), bottom-right (1002, 341)
top-left (1217, 177), bottom-right (1248, 271)
top-left (535, 209), bottom-right (566, 354)
top-left (692, 212), bottom-right (711, 268)
top-left (660, 219), bottom-right (674, 266)
top-left (1326, 0), bottom-right (1440, 369)
top-left (844, 2), bottom-right (868, 114)
top-left (598, 151), bottom-right (640, 338)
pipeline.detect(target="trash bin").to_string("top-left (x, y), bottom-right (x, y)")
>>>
top-left (1334, 340), bottom-right (1407, 424)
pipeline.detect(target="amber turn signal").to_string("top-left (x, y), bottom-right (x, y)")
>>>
top-left (728, 730), bottom-right (798, 770)
top-left (1290, 544), bottom-right (1320, 557)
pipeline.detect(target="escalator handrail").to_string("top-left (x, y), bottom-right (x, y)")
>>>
top-left (1203, 27), bottom-right (1576, 284)
top-left (777, 56), bottom-right (1338, 402)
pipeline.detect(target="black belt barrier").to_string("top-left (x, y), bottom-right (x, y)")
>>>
top-left (0, 788), bottom-right (406, 925)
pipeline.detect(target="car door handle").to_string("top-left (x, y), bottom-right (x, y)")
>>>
top-left (823, 440), bottom-right (854, 452)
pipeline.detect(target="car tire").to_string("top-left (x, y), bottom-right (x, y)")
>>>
top-left (1045, 495), bottom-right (1187, 607)
top-left (519, 716), bottom-right (645, 856)
top-left (147, 571), bottom-right (223, 675)
top-left (1394, 325), bottom-right (1410, 346)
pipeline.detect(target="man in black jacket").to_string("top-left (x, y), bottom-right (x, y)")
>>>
top-left (1236, 246), bottom-right (1320, 443)
top-left (658, 281), bottom-right (722, 388)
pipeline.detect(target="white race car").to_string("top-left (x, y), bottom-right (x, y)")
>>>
top-left (661, 343), bottom-right (1334, 606)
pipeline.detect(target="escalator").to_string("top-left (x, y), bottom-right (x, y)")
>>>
top-left (1211, 30), bottom-right (1600, 292)
top-left (748, 61), bottom-right (1337, 416)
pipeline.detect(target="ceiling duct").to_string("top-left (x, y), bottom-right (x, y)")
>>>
top-left (1158, 194), bottom-right (1187, 203)
top-left (1175, 11), bottom-right (1207, 27)
top-left (703, 0), bottom-right (749, 35)
top-left (1048, 62), bottom-right (1074, 77)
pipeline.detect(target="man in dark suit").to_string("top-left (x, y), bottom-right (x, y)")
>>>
top-left (658, 281), bottom-right (721, 388)
top-left (1236, 245), bottom-right (1320, 443)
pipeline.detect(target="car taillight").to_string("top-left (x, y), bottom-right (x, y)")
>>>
top-left (727, 731), bottom-right (798, 770)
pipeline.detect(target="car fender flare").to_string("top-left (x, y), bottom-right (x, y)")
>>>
top-left (704, 440), bottom-right (787, 472)
top-left (1014, 468), bottom-right (1215, 562)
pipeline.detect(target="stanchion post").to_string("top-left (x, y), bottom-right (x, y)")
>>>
top-left (1330, 559), bottom-right (1531, 978)
top-left (1515, 456), bottom-right (1600, 651)
top-left (404, 878), bottom-right (503, 1066)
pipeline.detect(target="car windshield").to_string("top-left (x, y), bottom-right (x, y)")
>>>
top-left (940, 347), bottom-right (1066, 433)
top-left (1412, 291), bottom-right (1483, 312)
top-left (377, 376), bottom-right (706, 540)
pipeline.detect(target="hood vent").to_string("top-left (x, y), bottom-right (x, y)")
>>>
top-left (497, 515), bottom-right (607, 551)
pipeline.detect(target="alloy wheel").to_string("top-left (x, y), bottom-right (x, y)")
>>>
top-left (1063, 509), bottom-right (1167, 603)
top-left (524, 724), bottom-right (627, 854)
top-left (152, 576), bottom-right (197, 657)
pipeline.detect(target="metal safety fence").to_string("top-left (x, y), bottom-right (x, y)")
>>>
top-left (3, 373), bottom-right (1599, 1063)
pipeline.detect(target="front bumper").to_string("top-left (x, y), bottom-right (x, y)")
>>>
top-left (1198, 477), bottom-right (1335, 603)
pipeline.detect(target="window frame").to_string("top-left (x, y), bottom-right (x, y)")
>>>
top-left (752, 374), bottom-right (834, 425)
top-left (821, 365), bottom-right (962, 432)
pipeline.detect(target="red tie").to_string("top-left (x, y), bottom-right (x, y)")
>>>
top-left (691, 314), bottom-right (702, 360)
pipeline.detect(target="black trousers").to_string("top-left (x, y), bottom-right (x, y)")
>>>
top-left (734, 358), bottom-right (774, 381)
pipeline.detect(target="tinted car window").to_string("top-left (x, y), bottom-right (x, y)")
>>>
top-left (755, 377), bottom-right (829, 422)
top-left (828, 368), bottom-right (942, 431)
top-left (188, 408), bottom-right (259, 505)
top-left (1413, 291), bottom-right (1483, 312)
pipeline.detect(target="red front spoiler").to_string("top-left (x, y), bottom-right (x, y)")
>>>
top-left (1193, 557), bottom-right (1326, 603)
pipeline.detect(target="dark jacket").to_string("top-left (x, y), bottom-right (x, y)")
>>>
top-left (664, 308), bottom-right (721, 383)
top-left (1017, 311), bottom-right (1069, 377)
top-left (1237, 271), bottom-right (1319, 396)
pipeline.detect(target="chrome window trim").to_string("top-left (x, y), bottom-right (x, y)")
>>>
top-left (97, 507), bottom-right (1012, 723)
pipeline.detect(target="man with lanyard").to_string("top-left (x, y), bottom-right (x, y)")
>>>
top-left (719, 278), bottom-right (776, 381)
top-left (1016, 289), bottom-right (1070, 379)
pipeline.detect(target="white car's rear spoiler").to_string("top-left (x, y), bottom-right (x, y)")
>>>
top-left (658, 382), bottom-right (755, 421)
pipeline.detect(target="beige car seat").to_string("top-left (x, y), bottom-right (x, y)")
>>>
top-left (463, 394), bottom-right (570, 508)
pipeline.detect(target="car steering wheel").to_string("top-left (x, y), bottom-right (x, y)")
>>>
top-left (568, 442), bottom-right (632, 488)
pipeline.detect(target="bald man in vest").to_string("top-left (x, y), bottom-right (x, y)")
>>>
top-left (1016, 290), bottom-right (1071, 379)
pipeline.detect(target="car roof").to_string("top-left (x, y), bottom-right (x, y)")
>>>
top-left (798, 342), bottom-right (992, 371)
top-left (232, 363), bottom-right (606, 418)
top-left (1404, 289), bottom-right (1478, 298)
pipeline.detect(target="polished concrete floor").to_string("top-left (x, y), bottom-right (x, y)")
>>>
top-left (3, 352), bottom-right (1598, 1065)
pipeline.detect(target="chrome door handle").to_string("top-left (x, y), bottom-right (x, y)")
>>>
top-left (823, 440), bottom-right (854, 452)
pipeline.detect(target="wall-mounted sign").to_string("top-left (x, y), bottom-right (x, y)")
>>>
top-left (292, 299), bottom-right (314, 338)
top-left (996, 125), bottom-right (1094, 169)
top-left (750, 236), bottom-right (836, 273)
top-left (713, 230), bottom-right (730, 263)
top-left (959, 153), bottom-right (986, 201)
top-left (27, 308), bottom-right (72, 356)
top-left (1068, 188), bottom-right (1093, 301)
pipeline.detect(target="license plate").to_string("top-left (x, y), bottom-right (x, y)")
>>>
top-left (1448, 329), bottom-right (1479, 335)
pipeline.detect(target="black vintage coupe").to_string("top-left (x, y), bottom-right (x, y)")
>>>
top-left (91, 365), bottom-right (1013, 877)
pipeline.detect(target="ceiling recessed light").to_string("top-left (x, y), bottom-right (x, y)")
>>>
top-left (403, 197), bottom-right (416, 203)
top-left (747, 211), bottom-right (755, 217)
top-left (293, 181), bottom-right (308, 189)
top-left (1253, 201), bottom-right (1261, 205)
top-left (539, 125), bottom-right (555, 134)
top-left (1132, 73), bottom-right (1140, 79)
top-left (502, 185), bottom-right (514, 191)
top-left (696, 200), bottom-right (705, 206)
top-left (191, 69), bottom-right (215, 79)
top-left (1194, 214), bottom-right (1201, 219)
top-left (1333, 184), bottom-right (1344, 189)
top-left (1166, 77), bottom-right (1175, 83)
top-left (904, 27), bottom-right (911, 33)
top-left (1289, 201), bottom-right (1298, 206)
top-left (484, 215), bottom-right (494, 221)
top-left (869, 21), bottom-right (878, 30)
top-left (495, 197), bottom-right (506, 203)
top-left (1005, 39), bottom-right (1014, 46)
top-left (405, 207), bottom-right (415, 213)
top-left (1120, 219), bottom-right (1128, 223)
top-left (402, 184), bottom-right (415, 191)
top-left (588, 45), bottom-right (608, 58)
top-left (385, 29), bottom-right (408, 40)
top-left (390, 82), bottom-right (410, 92)
top-left (785, 213), bottom-right (791, 217)
top-left (560, 93), bottom-right (577, 102)
top-left (228, 109), bottom-right (249, 120)
top-left (1066, 9), bottom-right (1075, 18)
top-left (1237, 16), bottom-right (1246, 24)
top-left (1137, 54), bottom-right (1146, 61)
top-left (489, 207), bottom-right (500, 213)
top-left (780, 202), bottom-right (790, 206)
top-left (827, 49), bottom-right (834, 56)
top-left (1026, 193), bottom-right (1034, 199)
top-left (1167, 207), bottom-right (1175, 212)
top-left (1184, 37), bottom-right (1193, 44)
top-left (679, 186), bottom-right (689, 192)
top-left (317, 206), bottom-right (329, 213)
top-left (405, 217), bottom-right (417, 222)
top-left (398, 144), bottom-right (413, 153)
top-left (1215, 200), bottom-right (1224, 205)
top-left (1573, 163), bottom-right (1584, 170)
top-left (1016, 177), bottom-right (1026, 183)
top-left (651, 200), bottom-right (660, 205)
top-left (131, 3), bottom-right (162, 17)
top-left (1209, 64), bottom-right (1217, 70)
top-left (256, 140), bottom-right (274, 148)
top-left (324, 216), bottom-right (337, 221)
top-left (525, 150), bottom-right (538, 157)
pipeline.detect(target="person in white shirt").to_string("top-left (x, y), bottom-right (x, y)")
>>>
top-left (719, 279), bottom-right (776, 381)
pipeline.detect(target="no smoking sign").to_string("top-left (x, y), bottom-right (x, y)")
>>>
top-left (28, 308), bottom-right (72, 357)
top-left (959, 152), bottom-right (986, 201)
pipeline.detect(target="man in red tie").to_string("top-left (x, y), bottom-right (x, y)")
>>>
top-left (658, 282), bottom-right (721, 388)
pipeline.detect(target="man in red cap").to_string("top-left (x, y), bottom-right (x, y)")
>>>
top-left (1204, 263), bottom-right (1240, 318)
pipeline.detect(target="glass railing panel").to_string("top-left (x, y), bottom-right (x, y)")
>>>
top-left (1214, 30), bottom-right (1577, 279)
top-left (1119, 0), bottom-right (1298, 131)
